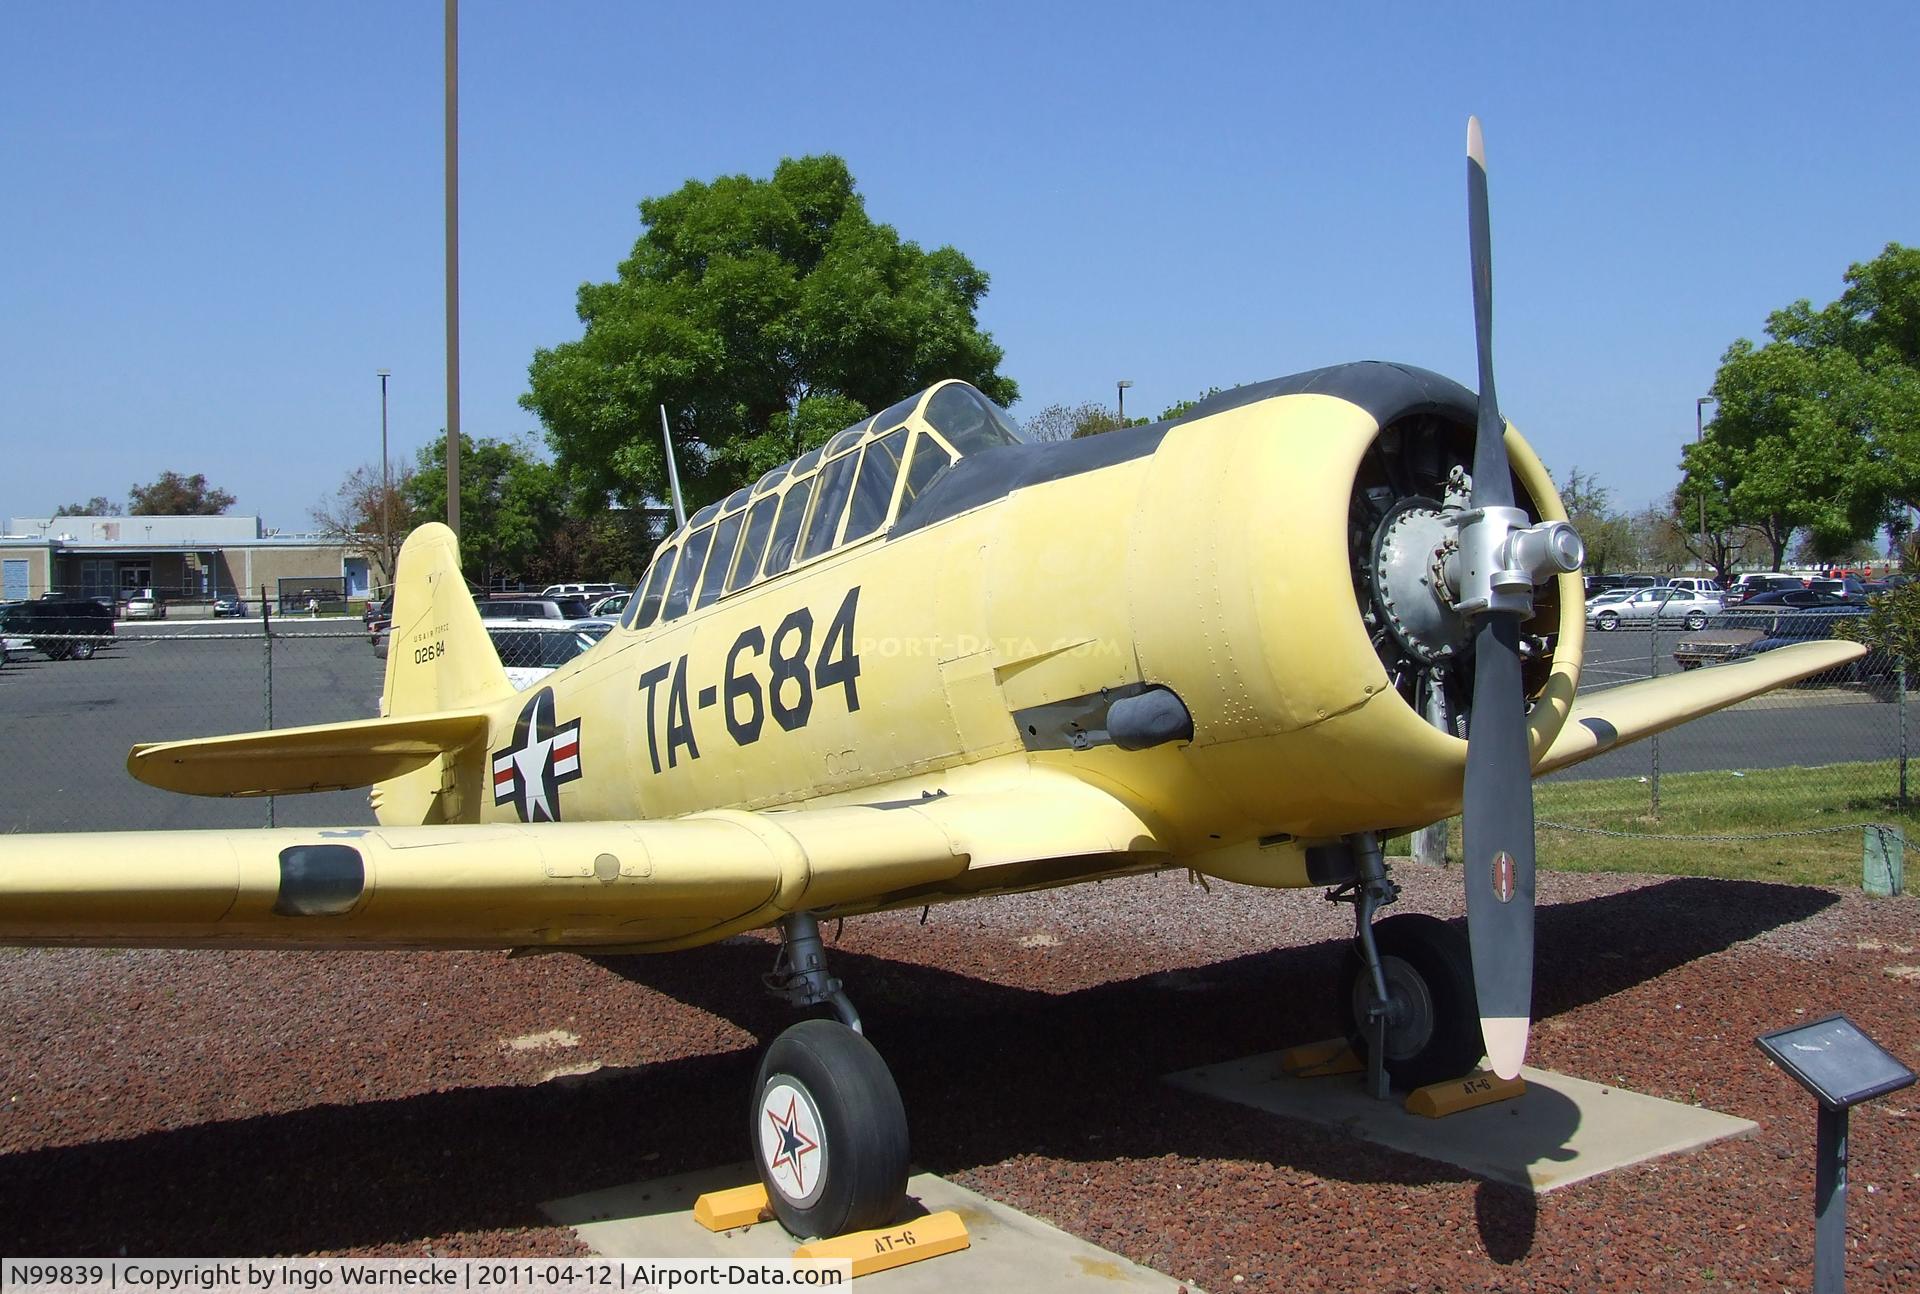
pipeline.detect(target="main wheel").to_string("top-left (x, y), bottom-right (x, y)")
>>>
top-left (1596, 611), bottom-right (1619, 631)
top-left (751, 1019), bottom-right (908, 1240)
top-left (1346, 913), bottom-right (1483, 1090)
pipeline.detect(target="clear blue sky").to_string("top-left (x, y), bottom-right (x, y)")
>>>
top-left (3, 2), bottom-right (1916, 529)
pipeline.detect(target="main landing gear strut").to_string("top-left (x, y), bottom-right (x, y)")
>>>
top-left (750, 912), bottom-right (909, 1239)
top-left (1328, 832), bottom-right (1483, 1096)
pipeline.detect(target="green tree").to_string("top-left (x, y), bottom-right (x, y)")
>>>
top-left (1664, 485), bottom-right (1746, 584)
top-left (520, 513), bottom-right (648, 590)
top-left (1022, 401), bottom-right (1145, 441)
top-left (1685, 244), bottom-right (1920, 565)
top-left (523, 155), bottom-right (1018, 513)
top-left (1160, 387), bottom-right (1225, 421)
top-left (1836, 580), bottom-right (1920, 673)
top-left (1556, 467), bottom-right (1637, 575)
top-left (52, 497), bottom-right (121, 517)
top-left (129, 471), bottom-right (236, 515)
top-left (405, 434), bottom-right (562, 588)
top-left (310, 461), bottom-right (418, 593)
top-left (1686, 339), bottom-right (1885, 568)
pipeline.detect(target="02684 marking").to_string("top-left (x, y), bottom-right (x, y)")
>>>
top-left (636, 586), bottom-right (862, 774)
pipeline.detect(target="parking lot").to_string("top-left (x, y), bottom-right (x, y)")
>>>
top-left (1555, 624), bottom-right (1901, 783)
top-left (0, 622), bottom-right (381, 831)
top-left (0, 620), bottom-right (1905, 832)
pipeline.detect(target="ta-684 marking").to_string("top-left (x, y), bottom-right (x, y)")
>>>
top-left (636, 586), bottom-right (862, 774)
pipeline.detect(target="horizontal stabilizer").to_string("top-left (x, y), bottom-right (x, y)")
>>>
top-left (127, 711), bottom-right (493, 797)
top-left (1538, 640), bottom-right (1867, 776)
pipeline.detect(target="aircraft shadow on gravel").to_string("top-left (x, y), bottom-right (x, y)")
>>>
top-left (0, 878), bottom-right (1835, 1258)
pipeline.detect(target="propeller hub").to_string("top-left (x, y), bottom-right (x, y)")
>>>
top-left (1445, 506), bottom-right (1583, 618)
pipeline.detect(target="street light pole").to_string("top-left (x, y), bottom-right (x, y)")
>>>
top-left (1696, 395), bottom-right (1716, 551)
top-left (1117, 379), bottom-right (1133, 424)
top-left (377, 369), bottom-right (391, 581)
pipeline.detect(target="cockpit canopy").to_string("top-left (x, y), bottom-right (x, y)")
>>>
top-left (623, 380), bottom-right (1024, 630)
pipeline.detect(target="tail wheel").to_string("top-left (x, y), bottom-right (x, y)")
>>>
top-left (1346, 913), bottom-right (1484, 1090)
top-left (752, 1019), bottom-right (908, 1240)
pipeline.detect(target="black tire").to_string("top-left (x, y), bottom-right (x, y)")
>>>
top-left (1346, 913), bottom-right (1483, 1090)
top-left (1684, 612), bottom-right (1707, 631)
top-left (751, 1019), bottom-right (908, 1240)
top-left (70, 640), bottom-right (96, 660)
top-left (1596, 612), bottom-right (1618, 631)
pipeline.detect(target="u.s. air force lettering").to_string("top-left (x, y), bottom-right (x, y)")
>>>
top-left (491, 688), bottom-right (582, 822)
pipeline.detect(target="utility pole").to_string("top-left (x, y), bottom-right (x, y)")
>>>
top-left (1117, 379), bottom-right (1133, 424)
top-left (444, 0), bottom-right (461, 536)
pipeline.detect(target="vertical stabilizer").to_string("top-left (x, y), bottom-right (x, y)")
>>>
top-left (381, 523), bottom-right (514, 718)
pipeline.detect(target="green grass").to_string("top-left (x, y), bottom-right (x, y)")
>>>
top-left (1396, 760), bottom-right (1917, 888)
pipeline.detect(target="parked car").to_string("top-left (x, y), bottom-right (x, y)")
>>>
top-left (1725, 573), bottom-right (1804, 604)
top-left (0, 597), bottom-right (115, 660)
top-left (361, 597), bottom-right (391, 628)
top-left (1736, 589), bottom-right (1853, 610)
top-left (479, 597), bottom-right (589, 621)
top-left (487, 620), bottom-right (615, 690)
top-left (124, 590), bottom-right (166, 620)
top-left (1673, 612), bottom-right (1774, 670)
top-left (1748, 607), bottom-right (1888, 682)
top-left (1587, 586), bottom-right (1723, 631)
top-left (1674, 606), bottom-right (1883, 678)
top-left (1807, 575), bottom-right (1868, 601)
top-left (539, 582), bottom-right (622, 601)
top-left (1659, 577), bottom-right (1724, 598)
top-left (1584, 588), bottom-right (1638, 610)
top-left (589, 591), bottom-right (630, 618)
top-left (211, 595), bottom-right (248, 618)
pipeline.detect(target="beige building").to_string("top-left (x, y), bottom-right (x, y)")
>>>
top-left (1, 515), bottom-right (370, 609)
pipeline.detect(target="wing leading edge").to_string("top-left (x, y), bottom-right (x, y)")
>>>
top-left (1538, 639), bottom-right (1867, 776)
top-left (0, 771), bottom-right (1169, 954)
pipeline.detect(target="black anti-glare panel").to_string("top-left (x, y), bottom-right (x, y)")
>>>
top-left (1756, 1013), bottom-right (1915, 1110)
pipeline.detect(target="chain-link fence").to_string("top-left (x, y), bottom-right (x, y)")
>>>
top-left (0, 623), bottom-right (382, 832)
top-left (2, 612), bottom-right (1909, 891)
top-left (0, 618), bottom-right (619, 834)
top-left (1527, 613), bottom-right (1911, 890)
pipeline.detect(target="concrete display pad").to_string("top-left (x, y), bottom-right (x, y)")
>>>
top-left (543, 1164), bottom-right (1198, 1292)
top-left (1166, 1051), bottom-right (1757, 1192)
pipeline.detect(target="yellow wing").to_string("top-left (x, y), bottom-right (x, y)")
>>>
top-left (0, 769), bottom-right (1166, 954)
top-left (1538, 640), bottom-right (1865, 776)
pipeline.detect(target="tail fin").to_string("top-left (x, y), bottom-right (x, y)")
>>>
top-left (382, 523), bottom-right (515, 717)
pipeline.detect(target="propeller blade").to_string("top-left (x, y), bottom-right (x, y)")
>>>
top-left (1466, 116), bottom-right (1511, 512)
top-left (1461, 115), bottom-right (1537, 1081)
top-left (1462, 614), bottom-right (1536, 1079)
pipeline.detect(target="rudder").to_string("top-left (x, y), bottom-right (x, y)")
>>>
top-left (382, 523), bottom-right (515, 718)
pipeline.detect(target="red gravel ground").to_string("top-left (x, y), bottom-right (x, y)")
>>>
top-left (0, 863), bottom-right (1915, 1292)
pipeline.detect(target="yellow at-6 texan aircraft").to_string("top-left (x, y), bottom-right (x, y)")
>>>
top-left (0, 121), bottom-right (1864, 1240)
